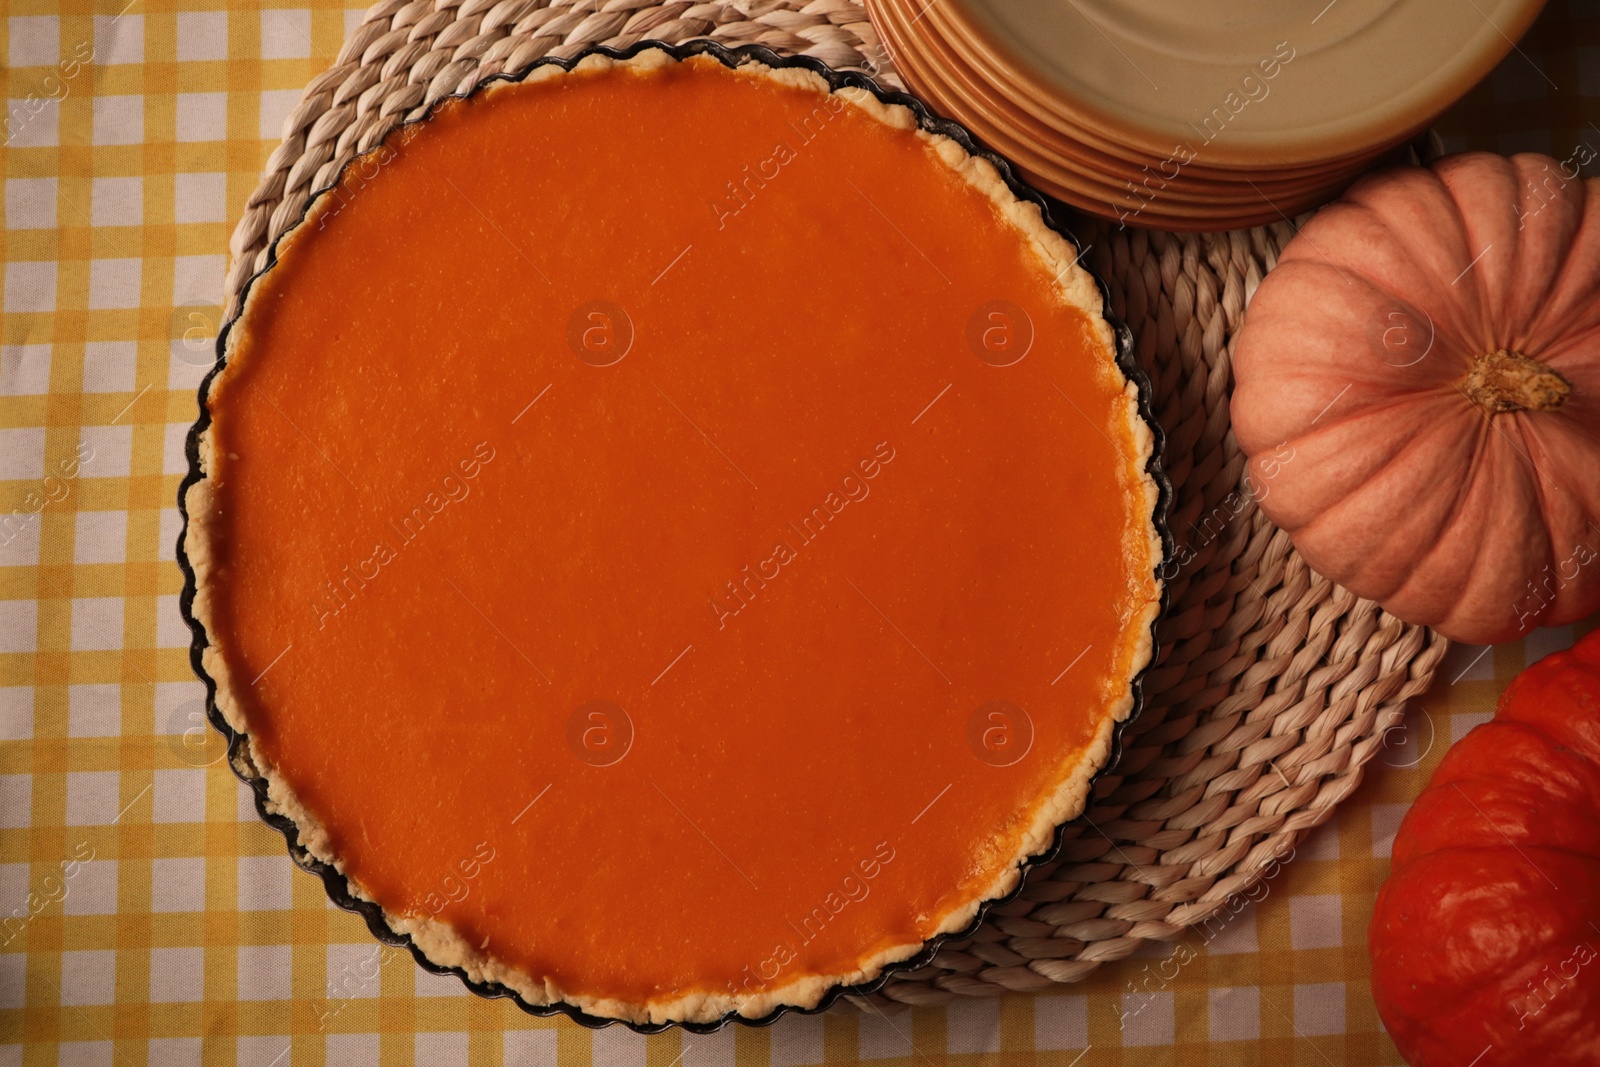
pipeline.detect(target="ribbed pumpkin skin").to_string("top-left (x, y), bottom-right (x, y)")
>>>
top-left (1231, 153), bottom-right (1600, 643)
top-left (1369, 629), bottom-right (1600, 1067)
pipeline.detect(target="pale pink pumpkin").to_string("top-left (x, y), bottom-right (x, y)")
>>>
top-left (1231, 152), bottom-right (1600, 644)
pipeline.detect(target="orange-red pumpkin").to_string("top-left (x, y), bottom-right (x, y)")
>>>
top-left (1232, 152), bottom-right (1600, 644)
top-left (1369, 628), bottom-right (1600, 1066)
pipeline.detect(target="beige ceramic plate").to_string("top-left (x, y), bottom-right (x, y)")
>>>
top-left (886, 38), bottom-right (1346, 225)
top-left (878, 0), bottom-right (1372, 202)
top-left (873, 0), bottom-right (1376, 225)
top-left (914, 0), bottom-right (1408, 180)
top-left (874, 0), bottom-right (1416, 195)
top-left (936, 0), bottom-right (1545, 167)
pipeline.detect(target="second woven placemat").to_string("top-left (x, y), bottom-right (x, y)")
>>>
top-left (223, 0), bottom-right (1450, 1007)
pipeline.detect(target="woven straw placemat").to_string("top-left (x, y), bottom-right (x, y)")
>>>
top-left (221, 0), bottom-right (1451, 1009)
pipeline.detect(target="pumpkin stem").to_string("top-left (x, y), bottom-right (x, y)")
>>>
top-left (1460, 350), bottom-right (1571, 414)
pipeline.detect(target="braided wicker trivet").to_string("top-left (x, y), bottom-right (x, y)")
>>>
top-left (225, 0), bottom-right (1451, 1007)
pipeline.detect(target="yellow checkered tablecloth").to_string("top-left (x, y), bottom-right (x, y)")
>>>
top-left (1, 0), bottom-right (1596, 1064)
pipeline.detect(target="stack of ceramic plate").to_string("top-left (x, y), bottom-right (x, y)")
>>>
top-left (867, 0), bottom-right (1546, 229)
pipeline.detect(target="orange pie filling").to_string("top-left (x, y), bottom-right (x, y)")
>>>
top-left (185, 50), bottom-right (1161, 1023)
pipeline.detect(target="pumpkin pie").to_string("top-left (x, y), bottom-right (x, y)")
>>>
top-left (182, 48), bottom-right (1163, 1025)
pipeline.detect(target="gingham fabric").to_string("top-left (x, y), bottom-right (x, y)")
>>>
top-left (1432, 0), bottom-right (1600, 162)
top-left (1, 0), bottom-right (1595, 1064)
